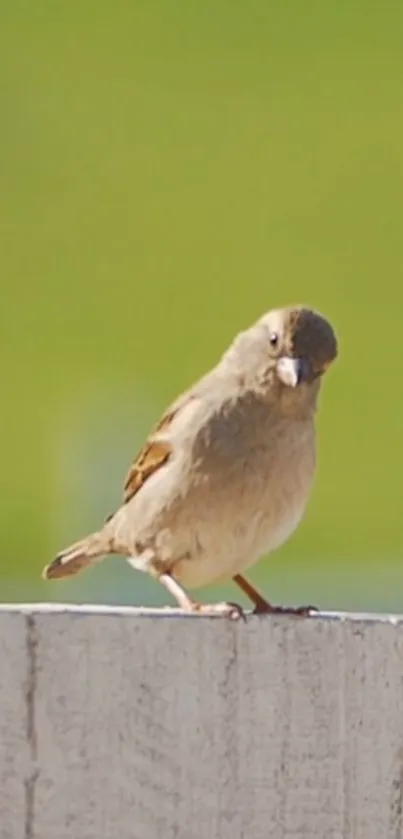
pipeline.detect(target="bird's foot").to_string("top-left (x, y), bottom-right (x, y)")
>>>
top-left (158, 573), bottom-right (246, 620)
top-left (190, 601), bottom-right (246, 621)
top-left (253, 602), bottom-right (318, 617)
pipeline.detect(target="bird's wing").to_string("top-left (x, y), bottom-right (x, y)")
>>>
top-left (102, 369), bottom-right (219, 523)
top-left (122, 390), bottom-right (198, 505)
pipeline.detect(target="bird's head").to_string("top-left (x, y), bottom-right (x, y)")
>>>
top-left (263, 306), bottom-right (338, 391)
top-left (225, 306), bottom-right (338, 410)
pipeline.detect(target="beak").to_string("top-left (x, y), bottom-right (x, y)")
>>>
top-left (276, 356), bottom-right (310, 388)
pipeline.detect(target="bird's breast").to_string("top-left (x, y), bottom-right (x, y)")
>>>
top-left (171, 415), bottom-right (316, 587)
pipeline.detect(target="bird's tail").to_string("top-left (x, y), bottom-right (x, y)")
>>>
top-left (42, 531), bottom-right (108, 580)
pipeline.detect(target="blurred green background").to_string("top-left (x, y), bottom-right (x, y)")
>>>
top-left (1, 0), bottom-right (402, 612)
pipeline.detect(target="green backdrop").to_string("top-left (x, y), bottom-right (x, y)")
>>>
top-left (1, 1), bottom-right (402, 611)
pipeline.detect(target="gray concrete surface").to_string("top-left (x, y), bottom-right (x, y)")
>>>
top-left (1, 604), bottom-right (403, 839)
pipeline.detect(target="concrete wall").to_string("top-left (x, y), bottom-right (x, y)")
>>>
top-left (1, 604), bottom-right (403, 839)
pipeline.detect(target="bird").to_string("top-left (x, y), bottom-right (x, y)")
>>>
top-left (42, 305), bottom-right (338, 619)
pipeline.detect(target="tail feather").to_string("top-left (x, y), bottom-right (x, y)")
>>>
top-left (42, 532), bottom-right (106, 580)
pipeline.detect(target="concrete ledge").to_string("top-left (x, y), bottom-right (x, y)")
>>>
top-left (1, 605), bottom-right (403, 838)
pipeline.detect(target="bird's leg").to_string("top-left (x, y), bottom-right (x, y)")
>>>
top-left (232, 574), bottom-right (272, 612)
top-left (233, 574), bottom-right (317, 616)
top-left (158, 573), bottom-right (245, 621)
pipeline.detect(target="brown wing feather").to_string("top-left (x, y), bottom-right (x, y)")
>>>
top-left (123, 436), bottom-right (172, 503)
top-left (122, 394), bottom-right (193, 504)
top-left (104, 389), bottom-right (201, 522)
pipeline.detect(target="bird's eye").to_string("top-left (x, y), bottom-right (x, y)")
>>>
top-left (269, 332), bottom-right (279, 348)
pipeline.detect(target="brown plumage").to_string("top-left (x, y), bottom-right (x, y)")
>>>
top-left (43, 305), bottom-right (338, 619)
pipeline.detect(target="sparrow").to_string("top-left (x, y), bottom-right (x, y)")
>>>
top-left (43, 305), bottom-right (338, 619)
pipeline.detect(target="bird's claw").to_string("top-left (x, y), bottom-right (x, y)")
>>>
top-left (191, 601), bottom-right (246, 621)
top-left (253, 603), bottom-right (318, 617)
